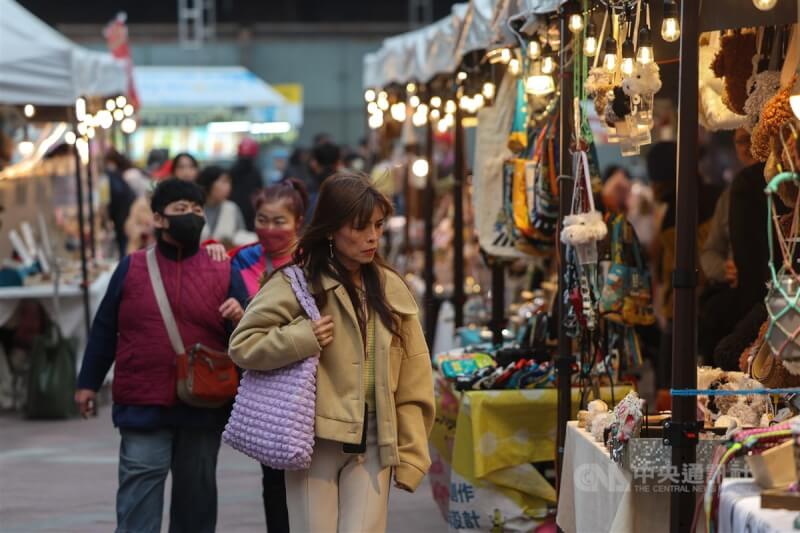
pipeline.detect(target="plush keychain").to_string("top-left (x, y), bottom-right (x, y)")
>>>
top-left (711, 31), bottom-right (756, 115)
top-left (751, 76), bottom-right (797, 162)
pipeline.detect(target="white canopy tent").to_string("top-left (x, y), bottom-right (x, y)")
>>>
top-left (362, 0), bottom-right (562, 89)
top-left (0, 0), bottom-right (126, 106)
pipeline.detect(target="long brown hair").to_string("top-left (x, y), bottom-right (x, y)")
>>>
top-left (294, 171), bottom-right (400, 338)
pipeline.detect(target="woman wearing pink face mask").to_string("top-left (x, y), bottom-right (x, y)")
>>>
top-left (229, 177), bottom-right (308, 532)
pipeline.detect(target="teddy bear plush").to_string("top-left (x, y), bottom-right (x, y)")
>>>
top-left (711, 31), bottom-right (756, 115)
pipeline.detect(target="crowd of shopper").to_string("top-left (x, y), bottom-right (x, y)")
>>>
top-left (76, 134), bottom-right (434, 533)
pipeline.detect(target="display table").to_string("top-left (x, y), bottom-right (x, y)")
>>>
top-left (0, 271), bottom-right (112, 357)
top-left (717, 479), bottom-right (799, 533)
top-left (556, 421), bottom-right (670, 533)
top-left (429, 379), bottom-right (630, 531)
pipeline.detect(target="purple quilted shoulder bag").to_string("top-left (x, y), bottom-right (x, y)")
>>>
top-left (222, 265), bottom-right (319, 470)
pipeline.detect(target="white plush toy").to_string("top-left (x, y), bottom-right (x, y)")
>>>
top-left (622, 61), bottom-right (662, 97)
top-left (561, 211), bottom-right (608, 246)
top-left (698, 32), bottom-right (747, 131)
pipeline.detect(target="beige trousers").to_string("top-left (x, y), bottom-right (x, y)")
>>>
top-left (285, 414), bottom-right (391, 533)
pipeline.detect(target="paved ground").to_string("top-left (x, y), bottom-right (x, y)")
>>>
top-left (0, 411), bottom-right (446, 532)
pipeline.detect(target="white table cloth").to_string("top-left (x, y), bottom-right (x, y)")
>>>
top-left (718, 479), bottom-right (799, 533)
top-left (0, 271), bottom-right (112, 356)
top-left (557, 421), bottom-right (671, 533)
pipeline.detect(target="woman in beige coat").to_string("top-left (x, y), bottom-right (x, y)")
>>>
top-left (229, 172), bottom-right (435, 533)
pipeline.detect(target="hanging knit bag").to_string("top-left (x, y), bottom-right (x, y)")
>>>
top-left (223, 265), bottom-right (320, 469)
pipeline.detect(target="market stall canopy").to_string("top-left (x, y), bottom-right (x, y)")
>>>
top-left (362, 0), bottom-right (563, 89)
top-left (133, 66), bottom-right (301, 127)
top-left (0, 0), bottom-right (126, 106)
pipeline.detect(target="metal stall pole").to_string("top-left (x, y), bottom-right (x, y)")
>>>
top-left (423, 118), bottom-right (437, 348)
top-left (668, 1), bottom-right (701, 531)
top-left (86, 140), bottom-right (97, 260)
top-left (452, 107), bottom-right (466, 329)
top-left (72, 124), bottom-right (92, 339)
top-left (555, 17), bottom-right (575, 487)
top-left (490, 260), bottom-right (506, 345)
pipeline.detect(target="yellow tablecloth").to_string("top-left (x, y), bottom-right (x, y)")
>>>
top-left (429, 378), bottom-right (632, 528)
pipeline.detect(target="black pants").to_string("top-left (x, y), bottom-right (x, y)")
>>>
top-left (261, 465), bottom-right (289, 532)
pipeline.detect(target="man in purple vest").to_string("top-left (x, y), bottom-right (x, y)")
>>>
top-left (75, 178), bottom-right (247, 533)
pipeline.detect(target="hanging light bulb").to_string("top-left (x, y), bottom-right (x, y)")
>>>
top-left (430, 96), bottom-right (442, 109)
top-left (526, 62), bottom-right (555, 96)
top-left (409, 95), bottom-right (421, 108)
top-left (86, 126), bottom-right (96, 139)
top-left (77, 122), bottom-right (88, 137)
top-left (482, 81), bottom-right (496, 100)
top-left (120, 118), bottom-right (138, 134)
top-left (377, 95), bottom-right (390, 111)
top-left (487, 47), bottom-right (512, 64)
top-left (364, 89), bottom-right (377, 102)
top-left (457, 71), bottom-right (468, 82)
top-left (584, 22), bottom-right (598, 57)
top-left (123, 104), bottom-right (135, 117)
top-left (412, 110), bottom-right (428, 127)
top-left (752, 0), bottom-right (778, 10)
top-left (390, 102), bottom-right (407, 122)
top-left (116, 95), bottom-right (127, 108)
top-left (637, 26), bottom-right (654, 64)
top-left (541, 44), bottom-right (556, 75)
top-left (459, 95), bottom-right (472, 111)
top-left (528, 39), bottom-right (541, 60)
top-left (547, 23), bottom-right (561, 51)
top-left (508, 58), bottom-right (521, 76)
top-left (430, 108), bottom-right (441, 120)
top-left (76, 138), bottom-right (89, 164)
top-left (565, 0), bottom-right (584, 34)
top-left (603, 36), bottom-right (618, 72)
top-left (23, 104), bottom-right (35, 118)
top-left (367, 102), bottom-right (378, 114)
top-left (113, 109), bottom-right (125, 122)
top-left (368, 112), bottom-right (384, 129)
top-left (75, 98), bottom-right (87, 122)
top-left (65, 131), bottom-right (77, 145)
top-left (445, 100), bottom-right (457, 114)
top-left (437, 119), bottom-right (449, 134)
top-left (18, 140), bottom-right (34, 157)
top-left (106, 99), bottom-right (116, 111)
top-left (406, 82), bottom-right (417, 93)
top-left (621, 39), bottom-right (635, 76)
top-left (417, 103), bottom-right (429, 117)
top-left (473, 94), bottom-right (485, 110)
top-left (661, 0), bottom-right (681, 43)
top-left (412, 158), bottom-right (429, 178)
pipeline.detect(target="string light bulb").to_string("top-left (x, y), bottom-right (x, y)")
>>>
top-left (120, 118), bottom-right (137, 134)
top-left (637, 26), bottom-right (654, 64)
top-left (116, 96), bottom-right (127, 108)
top-left (541, 44), bottom-right (556, 74)
top-left (113, 109), bottom-right (125, 122)
top-left (368, 112), bottom-right (384, 129)
top-left (123, 104), bottom-right (135, 116)
top-left (473, 94), bottom-right (485, 110)
top-left (752, 0), bottom-right (778, 10)
top-left (406, 82), bottom-right (417, 93)
top-left (430, 96), bottom-right (442, 109)
top-left (430, 108), bottom-right (441, 120)
top-left (621, 39), bottom-right (635, 76)
top-left (584, 22), bottom-right (598, 57)
top-left (445, 100), bottom-right (457, 114)
top-left (565, 0), bottom-right (584, 34)
top-left (65, 131), bottom-right (77, 145)
top-left (409, 95), bottom-right (421, 108)
top-left (603, 36), bottom-right (618, 72)
top-left (528, 39), bottom-right (541, 60)
top-left (390, 102), bottom-right (407, 122)
top-left (75, 98), bottom-right (87, 121)
top-left (106, 99), bottom-right (116, 111)
top-left (482, 81), bottom-right (496, 100)
top-left (412, 158), bottom-right (429, 178)
top-left (364, 89), bottom-right (377, 102)
top-left (457, 71), bottom-right (468, 82)
top-left (508, 58), bottom-right (521, 76)
top-left (23, 104), bottom-right (35, 118)
top-left (367, 102), bottom-right (378, 114)
top-left (661, 0), bottom-right (680, 43)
